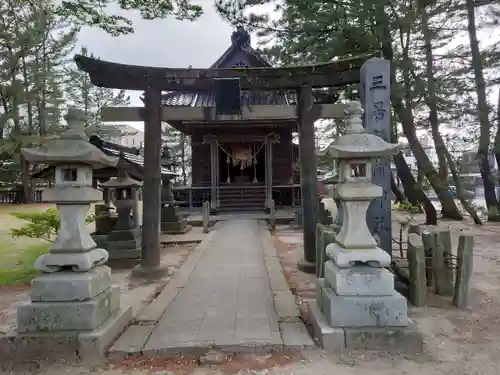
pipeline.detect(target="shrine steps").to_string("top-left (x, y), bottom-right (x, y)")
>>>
top-left (218, 185), bottom-right (266, 213)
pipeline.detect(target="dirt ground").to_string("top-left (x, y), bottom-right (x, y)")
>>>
top-left (3, 213), bottom-right (500, 375)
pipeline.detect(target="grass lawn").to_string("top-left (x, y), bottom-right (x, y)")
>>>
top-left (0, 204), bottom-right (54, 285)
top-left (0, 202), bottom-right (142, 286)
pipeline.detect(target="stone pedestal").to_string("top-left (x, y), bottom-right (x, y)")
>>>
top-left (13, 108), bottom-right (133, 361)
top-left (318, 199), bottom-right (333, 225)
top-left (311, 101), bottom-right (422, 353)
top-left (161, 205), bottom-right (191, 234)
top-left (107, 227), bottom-right (141, 260)
top-left (100, 163), bottom-right (142, 260)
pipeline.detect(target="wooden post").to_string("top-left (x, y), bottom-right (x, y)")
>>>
top-left (269, 199), bottom-right (276, 231)
top-left (453, 235), bottom-right (474, 308)
top-left (209, 140), bottom-right (217, 210)
top-left (297, 85), bottom-right (318, 274)
top-left (421, 230), bottom-right (435, 288)
top-left (430, 230), bottom-right (454, 296)
top-left (137, 88), bottom-right (163, 275)
top-left (131, 188), bottom-right (139, 228)
top-left (268, 141), bottom-right (273, 209)
top-left (202, 201), bottom-right (210, 233)
top-left (407, 233), bottom-right (426, 307)
top-left (437, 229), bottom-right (455, 296)
top-left (315, 223), bottom-right (324, 278)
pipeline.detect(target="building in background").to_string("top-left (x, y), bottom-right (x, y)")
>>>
top-left (391, 133), bottom-right (438, 172)
top-left (109, 125), bottom-right (144, 149)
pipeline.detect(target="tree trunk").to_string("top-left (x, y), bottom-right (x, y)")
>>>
top-left (494, 87), bottom-right (500, 208)
top-left (394, 152), bottom-right (437, 225)
top-left (375, 5), bottom-right (462, 220)
top-left (466, 0), bottom-right (498, 219)
top-left (422, 6), bottom-right (448, 182)
top-left (391, 172), bottom-right (405, 203)
top-left (444, 147), bottom-right (482, 224)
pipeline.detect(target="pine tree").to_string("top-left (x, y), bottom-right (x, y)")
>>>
top-left (0, 0), bottom-right (78, 201)
top-left (64, 46), bottom-right (131, 140)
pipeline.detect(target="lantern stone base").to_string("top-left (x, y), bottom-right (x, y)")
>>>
top-left (107, 228), bottom-right (141, 260)
top-left (18, 285), bottom-right (121, 332)
top-left (324, 260), bottom-right (395, 296)
top-left (308, 300), bottom-right (423, 353)
top-left (2, 306), bottom-right (132, 363)
top-left (160, 205), bottom-right (191, 234)
top-left (317, 278), bottom-right (408, 327)
top-left (35, 247), bottom-right (108, 273)
top-left (107, 240), bottom-right (141, 259)
top-left (30, 266), bottom-right (112, 302)
top-left (326, 242), bottom-right (391, 268)
top-left (17, 265), bottom-right (130, 334)
top-left (13, 263), bottom-right (133, 361)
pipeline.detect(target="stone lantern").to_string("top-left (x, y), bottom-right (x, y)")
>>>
top-left (16, 108), bottom-right (132, 358)
top-left (160, 174), bottom-right (192, 235)
top-left (101, 157), bottom-right (142, 259)
top-left (311, 101), bottom-right (419, 350)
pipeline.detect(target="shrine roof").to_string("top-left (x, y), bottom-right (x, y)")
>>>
top-left (89, 136), bottom-right (176, 178)
top-left (161, 90), bottom-right (336, 107)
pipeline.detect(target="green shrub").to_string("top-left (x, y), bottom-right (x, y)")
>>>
top-left (9, 208), bottom-right (60, 242)
top-left (9, 208), bottom-right (96, 242)
top-left (392, 200), bottom-right (421, 213)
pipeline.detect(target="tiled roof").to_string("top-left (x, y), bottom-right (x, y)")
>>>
top-left (100, 146), bottom-right (176, 178)
top-left (162, 90), bottom-right (290, 107)
top-left (161, 90), bottom-right (336, 108)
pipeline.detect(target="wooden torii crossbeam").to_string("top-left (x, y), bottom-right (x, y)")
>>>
top-left (74, 54), bottom-right (369, 91)
top-left (100, 103), bottom-right (350, 122)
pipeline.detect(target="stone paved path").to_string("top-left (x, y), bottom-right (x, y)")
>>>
top-left (143, 219), bottom-right (283, 355)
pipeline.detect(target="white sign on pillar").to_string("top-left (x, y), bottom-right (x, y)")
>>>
top-left (360, 57), bottom-right (392, 255)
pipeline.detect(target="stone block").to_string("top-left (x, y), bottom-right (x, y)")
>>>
top-left (108, 228), bottom-right (140, 242)
top-left (108, 324), bottom-right (154, 359)
top-left (324, 260), bottom-right (394, 296)
top-left (307, 300), bottom-right (345, 351)
top-left (319, 281), bottom-right (408, 327)
top-left (279, 322), bottom-right (315, 348)
top-left (108, 248), bottom-right (142, 260)
top-left (18, 286), bottom-right (120, 333)
top-left (30, 266), bottom-right (112, 302)
top-left (326, 243), bottom-right (391, 268)
top-left (344, 320), bottom-right (423, 353)
top-left (316, 278), bottom-right (324, 310)
top-left (91, 234), bottom-right (108, 249)
top-left (107, 238), bottom-right (141, 251)
top-left (78, 306), bottom-right (133, 363)
top-left (161, 221), bottom-right (191, 234)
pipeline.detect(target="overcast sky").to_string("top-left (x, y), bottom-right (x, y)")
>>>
top-left (75, 2), bottom-right (499, 135)
top-left (76, 2), bottom-right (254, 131)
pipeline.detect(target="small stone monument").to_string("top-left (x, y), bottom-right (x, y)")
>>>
top-left (310, 101), bottom-right (422, 352)
top-left (15, 108), bottom-right (132, 359)
top-left (101, 156), bottom-right (142, 260)
top-left (160, 178), bottom-right (191, 234)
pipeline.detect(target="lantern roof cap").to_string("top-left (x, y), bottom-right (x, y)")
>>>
top-left (21, 108), bottom-right (118, 168)
top-left (325, 101), bottom-right (399, 159)
top-left (100, 156), bottom-right (142, 188)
